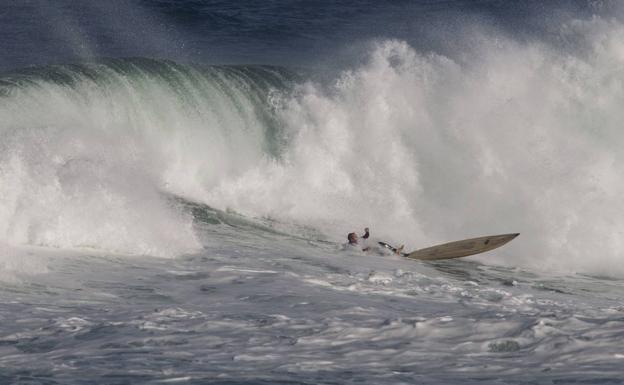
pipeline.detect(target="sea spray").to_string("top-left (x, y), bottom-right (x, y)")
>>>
top-left (209, 30), bottom-right (624, 275)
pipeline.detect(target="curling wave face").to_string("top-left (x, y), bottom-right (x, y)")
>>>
top-left (0, 60), bottom-right (293, 257)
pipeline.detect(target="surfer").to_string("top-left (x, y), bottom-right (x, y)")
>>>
top-left (347, 228), bottom-right (370, 252)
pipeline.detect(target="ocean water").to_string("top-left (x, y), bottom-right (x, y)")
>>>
top-left (2, 1), bottom-right (624, 384)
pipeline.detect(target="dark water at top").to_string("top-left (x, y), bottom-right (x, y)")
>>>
top-left (0, 0), bottom-right (610, 71)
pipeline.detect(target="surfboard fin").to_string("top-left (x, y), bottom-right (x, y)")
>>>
top-left (378, 241), bottom-right (409, 256)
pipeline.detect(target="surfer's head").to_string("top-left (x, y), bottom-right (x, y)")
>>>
top-left (347, 232), bottom-right (358, 244)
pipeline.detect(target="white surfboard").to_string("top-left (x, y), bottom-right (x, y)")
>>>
top-left (404, 233), bottom-right (519, 260)
top-left (380, 233), bottom-right (519, 260)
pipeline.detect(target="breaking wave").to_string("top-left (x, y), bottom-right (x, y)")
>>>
top-left (2, 15), bottom-right (624, 275)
